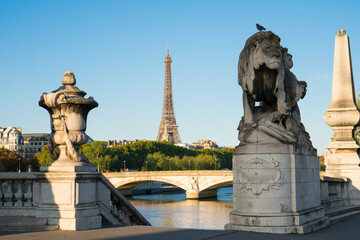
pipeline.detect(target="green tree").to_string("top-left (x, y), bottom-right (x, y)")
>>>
top-left (0, 147), bottom-right (11, 156)
top-left (355, 90), bottom-right (360, 143)
top-left (319, 155), bottom-right (325, 171)
top-left (80, 141), bottom-right (117, 172)
top-left (35, 145), bottom-right (54, 166)
top-left (141, 152), bottom-right (168, 171)
top-left (0, 148), bottom-right (30, 172)
top-left (109, 141), bottom-right (234, 171)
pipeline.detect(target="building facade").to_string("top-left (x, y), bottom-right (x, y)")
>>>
top-left (107, 139), bottom-right (147, 148)
top-left (22, 133), bottom-right (50, 158)
top-left (192, 139), bottom-right (219, 150)
top-left (0, 127), bottom-right (25, 157)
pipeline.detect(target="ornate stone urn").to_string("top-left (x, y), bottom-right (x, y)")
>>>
top-left (39, 72), bottom-right (98, 171)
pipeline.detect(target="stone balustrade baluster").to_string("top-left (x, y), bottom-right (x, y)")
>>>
top-left (3, 180), bottom-right (14, 207)
top-left (110, 199), bottom-right (115, 215)
top-left (14, 180), bottom-right (24, 207)
top-left (120, 206), bottom-right (131, 225)
top-left (115, 206), bottom-right (120, 218)
top-left (0, 180), bottom-right (3, 206)
top-left (23, 180), bottom-right (33, 207)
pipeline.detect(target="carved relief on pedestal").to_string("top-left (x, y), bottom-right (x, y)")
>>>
top-left (238, 158), bottom-right (283, 195)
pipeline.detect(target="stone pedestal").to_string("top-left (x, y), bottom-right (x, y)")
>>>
top-left (225, 143), bottom-right (328, 234)
top-left (33, 172), bottom-right (102, 230)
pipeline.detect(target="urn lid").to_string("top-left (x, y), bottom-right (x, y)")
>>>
top-left (39, 71), bottom-right (98, 110)
top-left (55, 71), bottom-right (87, 97)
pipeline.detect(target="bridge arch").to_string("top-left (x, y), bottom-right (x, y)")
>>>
top-left (199, 179), bottom-right (233, 192)
top-left (111, 177), bottom-right (189, 191)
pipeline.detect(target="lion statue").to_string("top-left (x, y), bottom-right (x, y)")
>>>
top-left (237, 31), bottom-right (316, 155)
top-left (238, 31), bottom-right (287, 125)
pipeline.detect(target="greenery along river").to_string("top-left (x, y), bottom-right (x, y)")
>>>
top-left (128, 186), bottom-right (233, 230)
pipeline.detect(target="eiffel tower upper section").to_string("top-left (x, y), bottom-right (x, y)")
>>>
top-left (156, 46), bottom-right (182, 144)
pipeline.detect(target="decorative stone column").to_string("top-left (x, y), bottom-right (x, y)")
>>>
top-left (225, 31), bottom-right (328, 234)
top-left (36, 72), bottom-right (102, 230)
top-left (323, 29), bottom-right (360, 205)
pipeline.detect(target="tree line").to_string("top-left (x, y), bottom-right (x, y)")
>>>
top-left (28, 141), bottom-right (235, 172)
top-left (0, 148), bottom-right (39, 172)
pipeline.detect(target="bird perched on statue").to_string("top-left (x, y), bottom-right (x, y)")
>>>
top-left (256, 23), bottom-right (266, 31)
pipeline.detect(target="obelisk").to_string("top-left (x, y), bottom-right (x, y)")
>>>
top-left (323, 29), bottom-right (360, 205)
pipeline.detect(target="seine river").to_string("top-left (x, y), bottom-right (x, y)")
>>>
top-left (127, 187), bottom-right (233, 230)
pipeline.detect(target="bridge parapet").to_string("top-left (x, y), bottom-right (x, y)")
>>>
top-left (0, 172), bottom-right (150, 230)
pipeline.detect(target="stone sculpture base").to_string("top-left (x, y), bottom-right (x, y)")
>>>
top-left (34, 171), bottom-right (102, 230)
top-left (325, 148), bottom-right (360, 205)
top-left (225, 143), bottom-right (328, 234)
top-left (40, 159), bottom-right (97, 173)
top-left (225, 207), bottom-right (327, 234)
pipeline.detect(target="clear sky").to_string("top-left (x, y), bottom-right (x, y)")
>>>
top-left (0, 0), bottom-right (359, 153)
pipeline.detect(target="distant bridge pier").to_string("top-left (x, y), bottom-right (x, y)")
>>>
top-left (186, 189), bottom-right (218, 199)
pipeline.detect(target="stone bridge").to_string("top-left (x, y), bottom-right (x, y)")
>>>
top-left (104, 170), bottom-right (233, 199)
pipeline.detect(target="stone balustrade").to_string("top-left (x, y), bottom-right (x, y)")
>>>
top-left (320, 175), bottom-right (350, 209)
top-left (0, 172), bottom-right (149, 229)
top-left (98, 174), bottom-right (150, 226)
top-left (1, 178), bottom-right (33, 207)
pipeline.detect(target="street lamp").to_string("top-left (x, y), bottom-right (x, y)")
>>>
top-left (18, 157), bottom-right (21, 173)
top-left (146, 161), bottom-right (148, 172)
top-left (124, 160), bottom-right (126, 171)
top-left (188, 159), bottom-right (190, 170)
top-left (169, 159), bottom-right (171, 171)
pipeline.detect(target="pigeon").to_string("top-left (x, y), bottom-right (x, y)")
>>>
top-left (256, 24), bottom-right (266, 31)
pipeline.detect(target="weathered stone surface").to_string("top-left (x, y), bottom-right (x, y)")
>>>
top-left (34, 172), bottom-right (102, 230)
top-left (237, 31), bottom-right (315, 155)
top-left (39, 72), bottom-right (98, 170)
top-left (323, 30), bottom-right (360, 143)
top-left (323, 30), bottom-right (360, 206)
top-left (227, 31), bottom-right (327, 233)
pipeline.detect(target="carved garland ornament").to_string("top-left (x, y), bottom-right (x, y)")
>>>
top-left (238, 158), bottom-right (283, 195)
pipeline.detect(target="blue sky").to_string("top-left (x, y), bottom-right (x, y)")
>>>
top-left (0, 0), bottom-right (359, 153)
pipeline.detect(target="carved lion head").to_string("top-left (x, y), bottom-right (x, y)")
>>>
top-left (238, 31), bottom-right (282, 93)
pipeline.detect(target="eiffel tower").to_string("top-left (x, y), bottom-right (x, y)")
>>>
top-left (156, 45), bottom-right (182, 144)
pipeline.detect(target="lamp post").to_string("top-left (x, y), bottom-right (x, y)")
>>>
top-left (169, 159), bottom-right (171, 171)
top-left (18, 157), bottom-right (21, 173)
top-left (146, 161), bottom-right (148, 172)
top-left (124, 160), bottom-right (126, 172)
top-left (188, 159), bottom-right (190, 170)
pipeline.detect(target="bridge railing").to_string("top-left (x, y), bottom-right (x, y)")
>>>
top-left (0, 173), bottom-right (36, 217)
top-left (0, 172), bottom-right (150, 227)
top-left (105, 170), bottom-right (233, 176)
top-left (320, 175), bottom-right (350, 209)
top-left (98, 174), bottom-right (150, 226)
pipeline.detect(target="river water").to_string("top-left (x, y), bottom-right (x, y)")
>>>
top-left (128, 186), bottom-right (233, 230)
